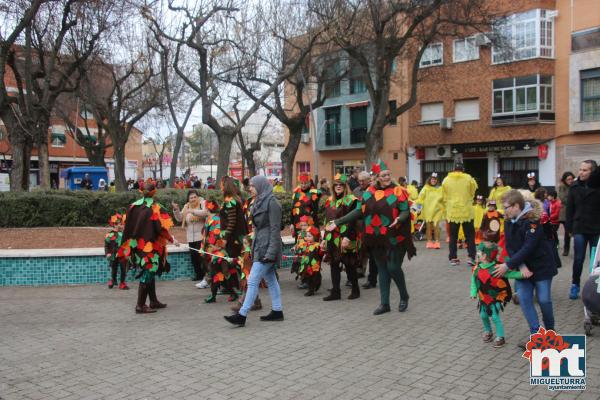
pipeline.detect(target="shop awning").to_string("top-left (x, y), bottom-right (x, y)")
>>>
top-left (346, 101), bottom-right (369, 108)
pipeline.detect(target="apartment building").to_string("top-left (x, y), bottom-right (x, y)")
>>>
top-left (409, 0), bottom-right (600, 195)
top-left (287, 0), bottom-right (600, 193)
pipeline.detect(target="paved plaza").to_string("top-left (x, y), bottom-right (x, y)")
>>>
top-left (1, 241), bottom-right (599, 400)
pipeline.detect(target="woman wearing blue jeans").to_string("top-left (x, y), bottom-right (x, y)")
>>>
top-left (494, 190), bottom-right (558, 342)
top-left (225, 175), bottom-right (283, 327)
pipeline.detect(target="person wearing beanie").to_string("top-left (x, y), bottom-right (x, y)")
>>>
top-left (322, 173), bottom-right (361, 301)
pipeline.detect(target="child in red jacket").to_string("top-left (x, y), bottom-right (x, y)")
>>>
top-left (547, 189), bottom-right (562, 246)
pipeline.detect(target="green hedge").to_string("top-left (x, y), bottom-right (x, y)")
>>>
top-left (0, 189), bottom-right (295, 228)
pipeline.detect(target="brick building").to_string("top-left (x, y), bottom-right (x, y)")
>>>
top-left (0, 64), bottom-right (143, 190)
top-left (287, 0), bottom-right (600, 193)
top-left (408, 0), bottom-right (600, 195)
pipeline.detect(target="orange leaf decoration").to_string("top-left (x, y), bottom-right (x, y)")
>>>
top-left (143, 242), bottom-right (154, 252)
top-left (374, 190), bottom-right (385, 201)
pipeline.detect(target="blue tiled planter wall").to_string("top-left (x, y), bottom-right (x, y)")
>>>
top-left (0, 244), bottom-right (295, 287)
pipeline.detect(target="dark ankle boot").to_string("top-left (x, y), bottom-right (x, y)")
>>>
top-left (260, 310), bottom-right (284, 321)
top-left (348, 284), bottom-right (360, 300)
top-left (398, 299), bottom-right (409, 312)
top-left (148, 280), bottom-right (167, 309)
top-left (224, 313), bottom-right (246, 326)
top-left (373, 304), bottom-right (391, 315)
top-left (135, 283), bottom-right (157, 314)
top-left (323, 289), bottom-right (341, 301)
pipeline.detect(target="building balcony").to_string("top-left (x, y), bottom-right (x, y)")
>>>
top-left (317, 127), bottom-right (367, 151)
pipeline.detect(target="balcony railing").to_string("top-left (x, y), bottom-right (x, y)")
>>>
top-left (350, 127), bottom-right (367, 144)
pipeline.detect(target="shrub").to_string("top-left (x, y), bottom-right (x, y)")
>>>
top-left (0, 189), bottom-right (296, 228)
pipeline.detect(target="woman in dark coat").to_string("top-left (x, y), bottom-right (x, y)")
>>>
top-left (225, 175), bottom-right (283, 327)
top-left (494, 189), bottom-right (558, 338)
top-left (557, 171), bottom-right (575, 256)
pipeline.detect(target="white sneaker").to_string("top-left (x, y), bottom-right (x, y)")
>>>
top-left (196, 279), bottom-right (209, 289)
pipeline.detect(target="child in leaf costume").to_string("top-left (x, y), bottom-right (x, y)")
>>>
top-left (119, 180), bottom-right (176, 314)
top-left (480, 200), bottom-right (504, 243)
top-left (322, 173), bottom-right (361, 301)
top-left (470, 241), bottom-right (523, 347)
top-left (300, 226), bottom-right (323, 297)
top-left (231, 235), bottom-right (262, 312)
top-left (291, 215), bottom-right (312, 277)
top-left (291, 173), bottom-right (321, 238)
top-left (202, 200), bottom-right (238, 303)
top-left (105, 212), bottom-right (129, 290)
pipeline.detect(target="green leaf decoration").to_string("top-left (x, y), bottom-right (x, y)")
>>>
top-left (311, 259), bottom-right (316, 266)
top-left (144, 197), bottom-right (154, 208)
top-left (334, 237), bottom-right (340, 246)
top-left (380, 214), bottom-right (390, 226)
top-left (364, 215), bottom-right (372, 226)
top-left (386, 194), bottom-right (398, 206)
top-left (129, 239), bottom-right (137, 248)
top-left (362, 191), bottom-right (372, 201)
top-left (340, 225), bottom-right (347, 233)
top-left (133, 198), bottom-right (144, 206)
top-left (326, 233), bottom-right (332, 241)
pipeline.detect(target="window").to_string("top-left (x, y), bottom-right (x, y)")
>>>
top-left (297, 161), bottom-right (310, 174)
top-left (492, 9), bottom-right (555, 64)
top-left (80, 106), bottom-right (94, 120)
top-left (324, 107), bottom-right (341, 146)
top-left (572, 27), bottom-right (600, 52)
top-left (51, 131), bottom-right (67, 147)
top-left (581, 68), bottom-right (600, 122)
top-left (453, 37), bottom-right (479, 63)
top-left (350, 106), bottom-right (367, 144)
top-left (419, 43), bottom-right (443, 68)
top-left (454, 99), bottom-right (480, 121)
top-left (421, 160), bottom-right (454, 184)
top-left (499, 158), bottom-right (538, 188)
top-left (349, 62), bottom-right (367, 94)
top-left (492, 75), bottom-right (554, 124)
top-left (333, 160), bottom-right (365, 176)
top-left (420, 102), bottom-right (443, 123)
top-left (388, 100), bottom-right (397, 125)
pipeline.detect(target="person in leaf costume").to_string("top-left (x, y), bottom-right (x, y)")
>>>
top-left (105, 212), bottom-right (129, 290)
top-left (290, 173), bottom-right (321, 239)
top-left (214, 176), bottom-right (249, 301)
top-left (202, 200), bottom-right (236, 303)
top-left (326, 160), bottom-right (416, 315)
top-left (231, 235), bottom-right (263, 312)
top-left (119, 180), bottom-right (178, 314)
top-left (470, 241), bottom-right (525, 348)
top-left (322, 173), bottom-right (361, 301)
top-left (300, 226), bottom-right (324, 297)
top-left (290, 215), bottom-right (312, 277)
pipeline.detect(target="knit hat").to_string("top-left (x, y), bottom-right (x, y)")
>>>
top-left (306, 226), bottom-right (320, 241)
top-left (299, 215), bottom-right (314, 225)
top-left (477, 242), bottom-right (499, 262)
top-left (205, 200), bottom-right (220, 213)
top-left (141, 178), bottom-right (157, 197)
top-left (333, 173), bottom-right (348, 184)
top-left (370, 159), bottom-right (389, 175)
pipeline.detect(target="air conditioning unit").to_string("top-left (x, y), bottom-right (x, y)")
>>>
top-left (300, 133), bottom-right (310, 143)
top-left (473, 33), bottom-right (491, 46)
top-left (436, 145), bottom-right (452, 159)
top-left (440, 118), bottom-right (453, 130)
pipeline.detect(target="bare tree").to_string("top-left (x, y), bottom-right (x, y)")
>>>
top-left (1, 0), bottom-right (114, 190)
top-left (309, 0), bottom-right (496, 166)
top-left (144, 0), bottom-right (323, 183)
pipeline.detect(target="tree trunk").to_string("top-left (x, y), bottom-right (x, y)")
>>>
top-left (85, 146), bottom-right (106, 167)
top-left (113, 142), bottom-right (128, 191)
top-left (169, 128), bottom-right (184, 188)
top-left (216, 127), bottom-right (235, 183)
top-left (365, 116), bottom-right (386, 167)
top-left (244, 151), bottom-right (257, 177)
top-left (37, 140), bottom-right (51, 189)
top-left (159, 158), bottom-right (163, 180)
top-left (8, 134), bottom-right (32, 191)
top-left (281, 124), bottom-right (303, 192)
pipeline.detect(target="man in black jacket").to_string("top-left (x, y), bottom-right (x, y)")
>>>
top-left (566, 160), bottom-right (600, 300)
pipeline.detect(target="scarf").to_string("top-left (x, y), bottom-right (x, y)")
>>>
top-left (251, 175), bottom-right (273, 217)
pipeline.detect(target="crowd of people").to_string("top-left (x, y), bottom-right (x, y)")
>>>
top-left (104, 159), bottom-right (600, 347)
